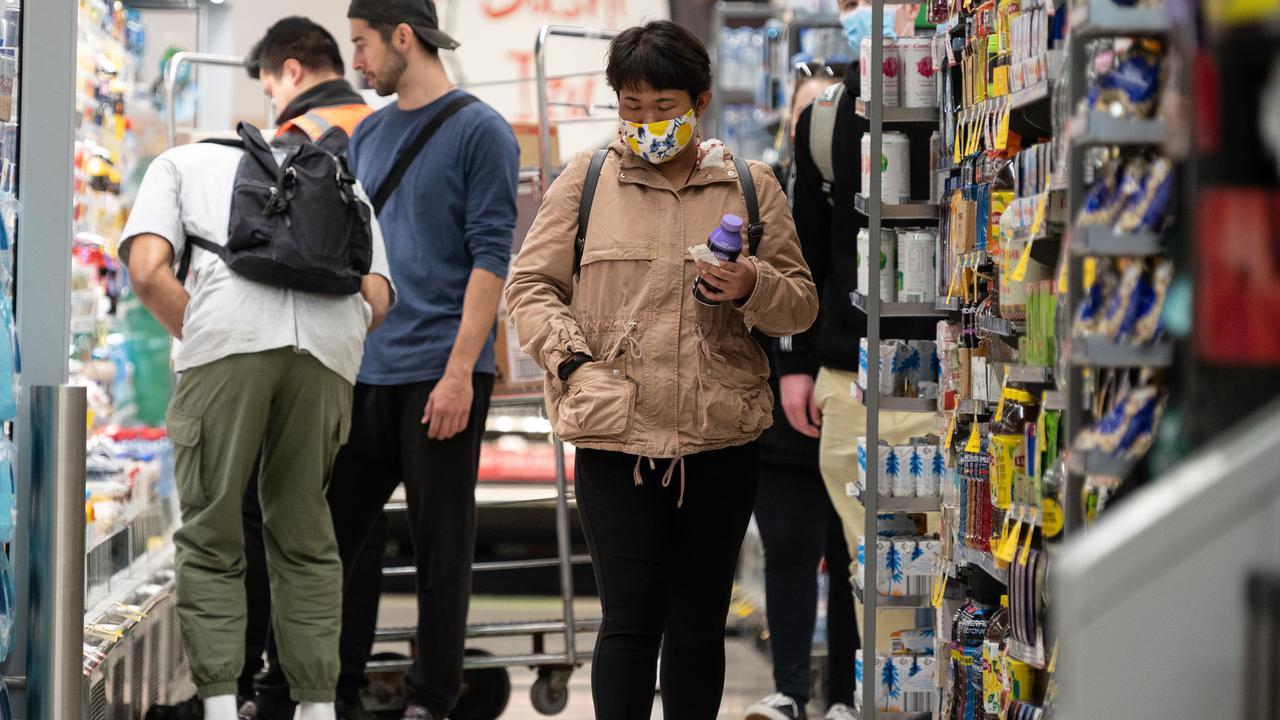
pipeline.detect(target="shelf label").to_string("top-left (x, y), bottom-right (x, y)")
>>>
top-left (995, 99), bottom-right (1012, 150)
top-left (1010, 191), bottom-right (1048, 282)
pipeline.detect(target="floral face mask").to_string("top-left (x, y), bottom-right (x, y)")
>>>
top-left (620, 109), bottom-right (698, 164)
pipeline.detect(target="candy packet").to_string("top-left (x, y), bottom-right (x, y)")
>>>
top-left (1114, 157), bottom-right (1175, 234)
top-left (1076, 158), bottom-right (1125, 227)
top-left (1086, 46), bottom-right (1163, 118)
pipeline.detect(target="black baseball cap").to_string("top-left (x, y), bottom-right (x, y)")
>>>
top-left (348, 0), bottom-right (461, 51)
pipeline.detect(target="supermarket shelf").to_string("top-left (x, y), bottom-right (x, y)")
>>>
top-left (979, 315), bottom-right (1025, 338)
top-left (854, 384), bottom-right (938, 413)
top-left (1007, 639), bottom-right (1048, 669)
top-left (1071, 0), bottom-right (1171, 37)
top-left (855, 98), bottom-right (941, 124)
top-left (1043, 390), bottom-right (1067, 411)
top-left (1071, 226), bottom-right (1164, 256)
top-left (1010, 80), bottom-right (1052, 110)
top-left (855, 194), bottom-right (940, 220)
top-left (851, 291), bottom-right (951, 317)
top-left (995, 363), bottom-right (1054, 384)
top-left (958, 398), bottom-right (995, 415)
top-left (1071, 112), bottom-right (1166, 146)
top-left (854, 584), bottom-right (933, 609)
top-left (1070, 337), bottom-right (1174, 368)
top-left (936, 297), bottom-right (961, 311)
top-left (855, 489), bottom-right (943, 513)
top-left (955, 544), bottom-right (1009, 585)
top-left (1010, 503), bottom-right (1044, 527)
top-left (851, 710), bottom-right (934, 720)
top-left (1068, 448), bottom-right (1140, 477)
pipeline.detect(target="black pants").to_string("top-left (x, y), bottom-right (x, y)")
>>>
top-left (754, 462), bottom-right (857, 708)
top-left (324, 375), bottom-right (492, 716)
top-left (576, 444), bottom-right (759, 720)
top-left (247, 464), bottom-right (391, 711)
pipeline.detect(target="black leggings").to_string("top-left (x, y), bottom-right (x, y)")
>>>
top-left (576, 444), bottom-right (759, 720)
top-left (754, 462), bottom-right (857, 707)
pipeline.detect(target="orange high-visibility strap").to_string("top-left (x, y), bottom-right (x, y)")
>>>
top-left (276, 104), bottom-right (372, 141)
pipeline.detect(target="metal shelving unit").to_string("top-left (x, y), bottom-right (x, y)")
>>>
top-left (1070, 112), bottom-right (1166, 146)
top-left (1010, 80), bottom-right (1053, 110)
top-left (858, 5), bottom-right (947, 714)
top-left (854, 384), bottom-right (937, 414)
top-left (995, 363), bottom-right (1055, 384)
top-left (1071, 226), bottom-right (1164, 256)
top-left (1067, 448), bottom-right (1139, 478)
top-left (1069, 337), bottom-right (1175, 368)
top-left (855, 98), bottom-right (941, 124)
top-left (854, 490), bottom-right (943, 513)
top-left (855, 194), bottom-right (940, 220)
top-left (979, 315), bottom-right (1026, 338)
top-left (955, 545), bottom-right (1009, 585)
top-left (850, 291), bottom-right (952, 317)
top-left (1070, 0), bottom-right (1172, 37)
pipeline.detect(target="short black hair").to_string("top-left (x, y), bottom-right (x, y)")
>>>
top-left (246, 17), bottom-right (345, 80)
top-left (606, 21), bottom-right (712, 102)
top-left (368, 20), bottom-right (440, 57)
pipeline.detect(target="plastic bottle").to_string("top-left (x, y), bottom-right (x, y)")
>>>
top-left (0, 440), bottom-right (14, 545)
top-left (0, 550), bottom-right (15, 661)
top-left (693, 214), bottom-right (744, 306)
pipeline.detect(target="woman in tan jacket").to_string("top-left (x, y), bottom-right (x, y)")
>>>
top-left (506, 20), bottom-right (818, 718)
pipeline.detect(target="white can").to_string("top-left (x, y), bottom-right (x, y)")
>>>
top-left (897, 228), bottom-right (937, 303)
top-left (860, 37), bottom-right (901, 107)
top-left (898, 37), bottom-right (938, 108)
top-left (857, 227), bottom-right (897, 303)
top-left (861, 132), bottom-right (912, 204)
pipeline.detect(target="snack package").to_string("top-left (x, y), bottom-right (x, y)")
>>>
top-left (1086, 45), bottom-right (1162, 118)
top-left (1130, 259), bottom-right (1173, 344)
top-left (1076, 158), bottom-right (1125, 227)
top-left (1098, 261), bottom-right (1145, 341)
top-left (1114, 157), bottom-right (1175, 233)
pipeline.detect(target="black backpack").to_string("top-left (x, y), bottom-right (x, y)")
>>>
top-left (177, 121), bottom-right (372, 295)
top-left (573, 148), bottom-right (764, 276)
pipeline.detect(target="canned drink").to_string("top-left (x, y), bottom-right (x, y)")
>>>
top-left (861, 132), bottom-right (912, 204)
top-left (898, 37), bottom-right (938, 108)
top-left (860, 37), bottom-right (901, 107)
top-left (897, 228), bottom-right (937, 303)
top-left (857, 228), bottom-right (897, 303)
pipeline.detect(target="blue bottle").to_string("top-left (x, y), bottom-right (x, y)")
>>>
top-left (0, 441), bottom-right (14, 545)
top-left (0, 550), bottom-right (15, 661)
top-left (693, 214), bottom-right (744, 306)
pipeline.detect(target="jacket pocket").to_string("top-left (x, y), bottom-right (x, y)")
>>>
top-left (697, 357), bottom-right (771, 441)
top-left (165, 408), bottom-right (209, 510)
top-left (555, 355), bottom-right (634, 442)
top-left (575, 241), bottom-right (658, 319)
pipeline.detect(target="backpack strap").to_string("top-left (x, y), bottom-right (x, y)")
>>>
top-left (573, 148), bottom-right (611, 278)
top-left (371, 94), bottom-right (480, 214)
top-left (733, 156), bottom-right (764, 257)
top-left (175, 236), bottom-right (225, 284)
top-left (808, 83), bottom-right (844, 204)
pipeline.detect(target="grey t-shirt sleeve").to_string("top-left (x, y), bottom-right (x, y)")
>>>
top-left (119, 155), bottom-right (185, 265)
top-left (354, 180), bottom-right (397, 306)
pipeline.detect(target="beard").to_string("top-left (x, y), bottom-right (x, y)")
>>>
top-left (372, 48), bottom-right (408, 96)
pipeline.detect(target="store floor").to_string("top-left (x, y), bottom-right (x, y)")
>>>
top-left (375, 594), bottom-right (783, 719)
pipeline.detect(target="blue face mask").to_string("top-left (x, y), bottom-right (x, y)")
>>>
top-left (841, 6), bottom-right (897, 53)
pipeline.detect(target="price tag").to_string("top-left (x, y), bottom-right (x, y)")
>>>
top-left (1018, 519), bottom-right (1035, 566)
top-left (1010, 190), bottom-right (1048, 282)
top-left (995, 98), bottom-right (1012, 151)
top-left (932, 566), bottom-right (948, 608)
top-left (994, 366), bottom-right (1010, 422)
top-left (995, 515), bottom-right (1021, 565)
top-left (1047, 641), bottom-right (1059, 674)
top-left (944, 410), bottom-right (958, 449)
top-left (964, 423), bottom-right (982, 454)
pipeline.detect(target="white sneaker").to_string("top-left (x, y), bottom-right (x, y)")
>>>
top-left (204, 695), bottom-right (239, 720)
top-left (746, 693), bottom-right (807, 720)
top-left (826, 703), bottom-right (858, 720)
top-left (297, 702), bottom-right (336, 720)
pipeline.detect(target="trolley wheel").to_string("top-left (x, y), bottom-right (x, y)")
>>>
top-left (530, 669), bottom-right (570, 715)
top-left (452, 649), bottom-right (511, 720)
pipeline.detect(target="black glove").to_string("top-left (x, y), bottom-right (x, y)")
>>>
top-left (557, 352), bottom-right (594, 382)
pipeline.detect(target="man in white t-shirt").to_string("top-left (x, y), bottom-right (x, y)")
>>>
top-left (121, 129), bottom-right (394, 720)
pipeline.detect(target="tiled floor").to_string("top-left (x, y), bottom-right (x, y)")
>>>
top-left (375, 594), bottom-right (785, 719)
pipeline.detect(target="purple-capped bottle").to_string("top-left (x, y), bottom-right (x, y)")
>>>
top-left (693, 214), bottom-right (744, 306)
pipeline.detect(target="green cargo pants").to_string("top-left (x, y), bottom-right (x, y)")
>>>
top-left (167, 348), bottom-right (353, 702)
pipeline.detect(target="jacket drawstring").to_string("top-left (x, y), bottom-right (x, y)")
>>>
top-left (632, 455), bottom-right (686, 508)
top-left (605, 320), bottom-right (642, 362)
top-left (660, 456), bottom-right (687, 508)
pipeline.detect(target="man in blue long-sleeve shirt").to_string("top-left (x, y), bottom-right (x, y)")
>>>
top-left (323, 2), bottom-right (519, 719)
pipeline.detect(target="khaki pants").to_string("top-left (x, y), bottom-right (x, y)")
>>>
top-left (814, 367), bottom-right (936, 650)
top-left (167, 348), bottom-right (353, 701)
